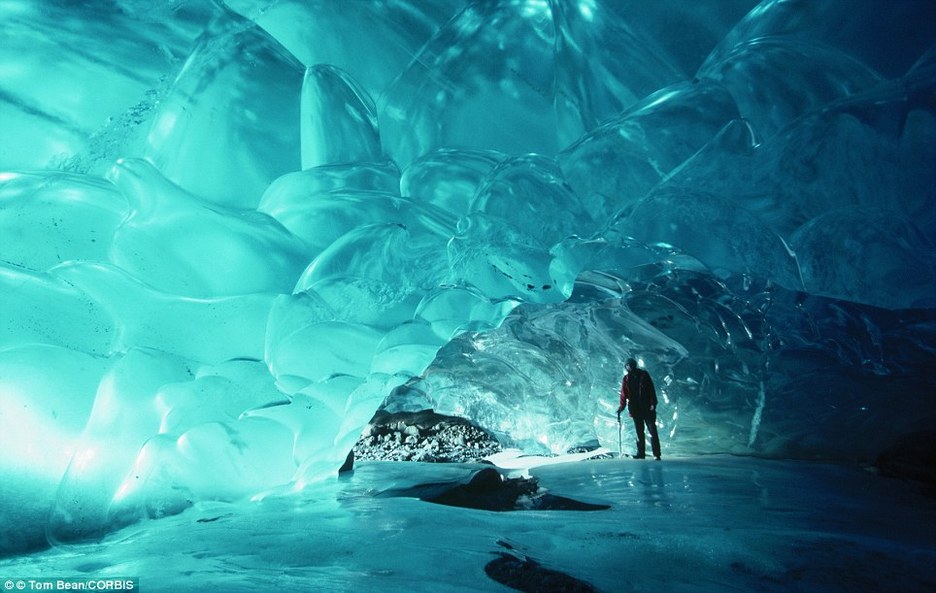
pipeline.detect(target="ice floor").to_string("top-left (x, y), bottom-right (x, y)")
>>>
top-left (2, 455), bottom-right (935, 592)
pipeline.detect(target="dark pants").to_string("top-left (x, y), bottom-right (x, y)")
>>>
top-left (632, 412), bottom-right (661, 458)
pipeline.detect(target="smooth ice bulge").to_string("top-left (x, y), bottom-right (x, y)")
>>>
top-left (144, 17), bottom-right (304, 208)
top-left (1, 0), bottom-right (935, 555)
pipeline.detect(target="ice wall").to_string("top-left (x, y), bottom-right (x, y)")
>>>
top-left (1, 0), bottom-right (935, 553)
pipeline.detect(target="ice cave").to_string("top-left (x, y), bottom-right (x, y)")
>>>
top-left (2, 0), bottom-right (936, 591)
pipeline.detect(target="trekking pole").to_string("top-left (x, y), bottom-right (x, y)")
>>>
top-left (617, 418), bottom-right (623, 458)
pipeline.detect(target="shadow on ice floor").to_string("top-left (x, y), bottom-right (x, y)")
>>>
top-left (2, 456), bottom-right (935, 592)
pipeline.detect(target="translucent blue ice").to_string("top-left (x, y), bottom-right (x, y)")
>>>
top-left (1, 0), bottom-right (935, 554)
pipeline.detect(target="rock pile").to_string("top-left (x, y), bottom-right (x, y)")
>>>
top-left (352, 409), bottom-right (503, 463)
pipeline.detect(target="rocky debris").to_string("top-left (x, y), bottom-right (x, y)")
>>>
top-left (567, 443), bottom-right (614, 459)
top-left (352, 409), bottom-right (503, 463)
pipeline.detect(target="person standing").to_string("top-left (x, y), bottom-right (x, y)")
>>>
top-left (617, 358), bottom-right (661, 460)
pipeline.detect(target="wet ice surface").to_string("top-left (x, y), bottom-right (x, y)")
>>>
top-left (3, 456), bottom-right (934, 593)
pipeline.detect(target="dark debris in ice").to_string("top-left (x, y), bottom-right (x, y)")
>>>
top-left (486, 540), bottom-right (599, 593)
top-left (350, 409), bottom-right (610, 511)
top-left (376, 466), bottom-right (610, 513)
top-left (873, 429), bottom-right (936, 495)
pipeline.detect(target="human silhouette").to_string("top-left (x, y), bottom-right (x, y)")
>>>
top-left (617, 358), bottom-right (661, 460)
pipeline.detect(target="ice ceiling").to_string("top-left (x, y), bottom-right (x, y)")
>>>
top-left (1, 0), bottom-right (935, 553)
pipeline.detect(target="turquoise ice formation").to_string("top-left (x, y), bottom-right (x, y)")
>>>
top-left (1, 0), bottom-right (935, 554)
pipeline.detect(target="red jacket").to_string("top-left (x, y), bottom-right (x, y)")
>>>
top-left (619, 368), bottom-right (657, 416)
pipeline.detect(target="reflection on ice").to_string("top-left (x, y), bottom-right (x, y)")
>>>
top-left (3, 457), bottom-right (934, 592)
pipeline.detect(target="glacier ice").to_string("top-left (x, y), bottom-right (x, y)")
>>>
top-left (1, 0), bottom-right (935, 557)
top-left (143, 16), bottom-right (304, 208)
top-left (300, 65), bottom-right (382, 170)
